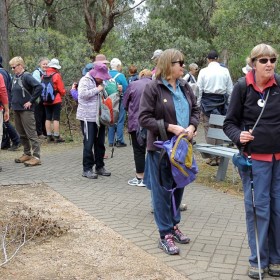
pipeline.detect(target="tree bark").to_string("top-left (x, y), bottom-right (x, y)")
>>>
top-left (0, 0), bottom-right (9, 68)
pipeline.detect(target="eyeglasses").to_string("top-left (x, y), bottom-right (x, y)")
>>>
top-left (171, 60), bottom-right (184, 67)
top-left (11, 64), bottom-right (20, 70)
top-left (256, 57), bottom-right (277, 64)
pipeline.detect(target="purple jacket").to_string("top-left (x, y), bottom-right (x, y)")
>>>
top-left (139, 78), bottom-right (200, 151)
top-left (123, 77), bottom-right (152, 133)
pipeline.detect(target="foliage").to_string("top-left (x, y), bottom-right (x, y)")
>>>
top-left (211, 0), bottom-right (280, 80)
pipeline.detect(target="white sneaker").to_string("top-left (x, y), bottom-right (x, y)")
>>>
top-left (128, 177), bottom-right (146, 187)
top-left (128, 177), bottom-right (141, 186)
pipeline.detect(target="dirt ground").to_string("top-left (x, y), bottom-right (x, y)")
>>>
top-left (0, 184), bottom-right (187, 280)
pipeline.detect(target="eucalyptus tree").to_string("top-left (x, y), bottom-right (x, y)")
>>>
top-left (211, 0), bottom-right (280, 79)
top-left (0, 0), bottom-right (9, 68)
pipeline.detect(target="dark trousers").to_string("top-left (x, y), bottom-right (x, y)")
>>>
top-left (80, 121), bottom-right (106, 172)
top-left (34, 102), bottom-right (47, 136)
top-left (130, 131), bottom-right (146, 173)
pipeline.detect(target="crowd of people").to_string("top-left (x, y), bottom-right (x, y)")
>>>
top-left (1, 44), bottom-right (280, 279)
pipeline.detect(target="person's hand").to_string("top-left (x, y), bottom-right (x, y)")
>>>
top-left (3, 109), bottom-right (9, 122)
top-left (240, 130), bottom-right (254, 144)
top-left (167, 124), bottom-right (185, 136)
top-left (184, 124), bottom-right (196, 140)
top-left (23, 101), bottom-right (32, 110)
top-left (97, 84), bottom-right (104, 92)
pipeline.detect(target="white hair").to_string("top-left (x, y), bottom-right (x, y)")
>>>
top-left (110, 58), bottom-right (122, 70)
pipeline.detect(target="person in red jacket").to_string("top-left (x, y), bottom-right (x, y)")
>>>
top-left (44, 58), bottom-right (66, 143)
top-left (0, 73), bottom-right (10, 171)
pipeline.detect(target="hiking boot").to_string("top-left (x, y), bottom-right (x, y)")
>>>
top-left (268, 264), bottom-right (280, 277)
top-left (82, 170), bottom-right (98, 179)
top-left (15, 154), bottom-right (32, 163)
top-left (248, 266), bottom-right (264, 279)
top-left (47, 135), bottom-right (54, 143)
top-left (8, 143), bottom-right (21, 151)
top-left (95, 167), bottom-right (111, 176)
top-left (172, 226), bottom-right (190, 244)
top-left (54, 136), bottom-right (65, 143)
top-left (179, 203), bottom-right (187, 211)
top-left (158, 234), bottom-right (180, 255)
top-left (24, 156), bottom-right (41, 167)
top-left (115, 141), bottom-right (127, 147)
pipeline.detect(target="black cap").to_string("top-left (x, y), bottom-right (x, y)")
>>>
top-left (207, 50), bottom-right (219, 60)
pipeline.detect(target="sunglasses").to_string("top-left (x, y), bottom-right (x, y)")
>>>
top-left (256, 57), bottom-right (277, 64)
top-left (171, 60), bottom-right (184, 67)
top-left (11, 64), bottom-right (20, 70)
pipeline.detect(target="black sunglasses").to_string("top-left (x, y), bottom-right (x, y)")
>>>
top-left (256, 57), bottom-right (277, 64)
top-left (171, 60), bottom-right (184, 67)
top-left (11, 64), bottom-right (20, 70)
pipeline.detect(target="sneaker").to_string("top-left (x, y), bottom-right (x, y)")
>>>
top-left (137, 179), bottom-right (146, 187)
top-left (95, 167), bottom-right (111, 176)
top-left (8, 143), bottom-right (21, 151)
top-left (158, 234), bottom-right (180, 255)
top-left (24, 156), bottom-right (41, 167)
top-left (82, 170), bottom-right (98, 179)
top-left (15, 154), bottom-right (32, 163)
top-left (115, 141), bottom-right (127, 147)
top-left (172, 226), bottom-right (190, 244)
top-left (248, 266), bottom-right (264, 279)
top-left (268, 264), bottom-right (280, 277)
top-left (179, 203), bottom-right (187, 211)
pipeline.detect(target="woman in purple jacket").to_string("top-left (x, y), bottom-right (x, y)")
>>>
top-left (139, 49), bottom-right (200, 255)
top-left (123, 69), bottom-right (152, 187)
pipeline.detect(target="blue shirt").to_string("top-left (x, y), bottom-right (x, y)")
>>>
top-left (162, 78), bottom-right (190, 128)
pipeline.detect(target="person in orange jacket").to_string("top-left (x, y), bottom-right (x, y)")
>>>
top-left (44, 58), bottom-right (66, 143)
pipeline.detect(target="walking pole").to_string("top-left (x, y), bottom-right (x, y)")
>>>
top-left (64, 94), bottom-right (73, 142)
top-left (248, 153), bottom-right (262, 280)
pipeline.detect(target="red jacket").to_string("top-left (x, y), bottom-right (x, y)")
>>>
top-left (0, 74), bottom-right (8, 111)
top-left (44, 68), bottom-right (66, 105)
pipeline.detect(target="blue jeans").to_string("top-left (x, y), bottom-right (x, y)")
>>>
top-left (239, 157), bottom-right (280, 268)
top-left (1, 120), bottom-right (20, 148)
top-left (80, 121), bottom-right (106, 172)
top-left (108, 102), bottom-right (126, 144)
top-left (144, 151), bottom-right (184, 237)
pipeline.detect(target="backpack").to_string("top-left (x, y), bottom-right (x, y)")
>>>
top-left (104, 73), bottom-right (121, 96)
top-left (99, 90), bottom-right (120, 126)
top-left (41, 73), bottom-right (57, 103)
top-left (154, 120), bottom-right (198, 216)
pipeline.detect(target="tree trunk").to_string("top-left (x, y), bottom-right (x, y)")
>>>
top-left (0, 0), bottom-right (9, 68)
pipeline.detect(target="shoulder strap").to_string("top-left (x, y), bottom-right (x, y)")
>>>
top-left (112, 73), bottom-right (121, 81)
top-left (236, 76), bottom-right (247, 104)
top-left (156, 119), bottom-right (168, 141)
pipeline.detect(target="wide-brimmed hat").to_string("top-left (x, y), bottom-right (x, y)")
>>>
top-left (89, 62), bottom-right (111, 81)
top-left (48, 58), bottom-right (61, 69)
top-left (94, 54), bottom-right (109, 64)
top-left (151, 49), bottom-right (163, 60)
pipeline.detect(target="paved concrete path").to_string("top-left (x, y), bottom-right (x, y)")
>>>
top-left (0, 142), bottom-right (277, 280)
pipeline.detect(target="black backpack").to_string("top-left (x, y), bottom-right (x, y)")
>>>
top-left (41, 73), bottom-right (57, 103)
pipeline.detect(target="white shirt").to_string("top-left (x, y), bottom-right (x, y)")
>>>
top-left (196, 61), bottom-right (233, 106)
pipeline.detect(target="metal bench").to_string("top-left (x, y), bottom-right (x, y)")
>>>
top-left (194, 114), bottom-right (238, 181)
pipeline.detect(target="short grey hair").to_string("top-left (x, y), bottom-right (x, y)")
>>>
top-left (189, 63), bottom-right (198, 71)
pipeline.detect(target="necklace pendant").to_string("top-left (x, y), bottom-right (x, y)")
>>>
top-left (257, 99), bottom-right (265, 108)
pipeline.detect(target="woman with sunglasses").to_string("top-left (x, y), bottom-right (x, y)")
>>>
top-left (139, 49), bottom-right (200, 255)
top-left (224, 44), bottom-right (280, 279)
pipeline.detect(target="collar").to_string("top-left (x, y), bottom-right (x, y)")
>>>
top-left (246, 70), bottom-right (276, 92)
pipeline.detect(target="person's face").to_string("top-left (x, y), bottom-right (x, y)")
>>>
top-left (190, 67), bottom-right (199, 76)
top-left (95, 77), bottom-right (103, 85)
top-left (10, 63), bottom-right (24, 75)
top-left (254, 56), bottom-right (276, 80)
top-left (40, 60), bottom-right (49, 71)
top-left (171, 60), bottom-right (185, 79)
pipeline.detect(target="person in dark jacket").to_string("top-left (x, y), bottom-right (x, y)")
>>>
top-left (139, 49), bottom-right (200, 255)
top-left (223, 43), bottom-right (280, 279)
top-left (9, 56), bottom-right (43, 167)
top-left (123, 69), bottom-right (152, 186)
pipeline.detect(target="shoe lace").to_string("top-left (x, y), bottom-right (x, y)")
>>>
top-left (165, 234), bottom-right (176, 249)
top-left (174, 228), bottom-right (184, 239)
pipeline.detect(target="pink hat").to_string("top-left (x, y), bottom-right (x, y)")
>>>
top-left (93, 54), bottom-right (109, 64)
top-left (89, 62), bottom-right (111, 81)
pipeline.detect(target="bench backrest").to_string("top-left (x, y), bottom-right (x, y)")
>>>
top-left (207, 114), bottom-right (232, 142)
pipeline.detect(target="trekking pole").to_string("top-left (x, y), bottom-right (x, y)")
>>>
top-left (64, 94), bottom-right (73, 141)
top-left (248, 153), bottom-right (262, 280)
top-left (111, 125), bottom-right (116, 158)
